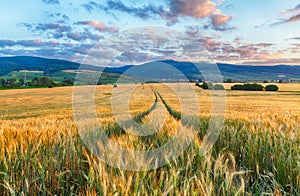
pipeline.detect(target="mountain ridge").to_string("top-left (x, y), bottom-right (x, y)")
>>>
top-left (1, 56), bottom-right (300, 81)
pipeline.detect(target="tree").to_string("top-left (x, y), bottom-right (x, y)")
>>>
top-left (7, 78), bottom-right (16, 85)
top-left (213, 84), bottom-right (225, 90)
top-left (202, 82), bottom-right (208, 89)
top-left (201, 82), bottom-right (213, 90)
top-left (19, 78), bottom-right (25, 86)
top-left (0, 78), bottom-right (6, 87)
top-left (265, 84), bottom-right (279, 91)
top-left (60, 78), bottom-right (74, 86)
top-left (231, 83), bottom-right (263, 91)
top-left (32, 77), bottom-right (57, 87)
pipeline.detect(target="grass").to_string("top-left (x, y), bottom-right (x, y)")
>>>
top-left (0, 83), bottom-right (299, 195)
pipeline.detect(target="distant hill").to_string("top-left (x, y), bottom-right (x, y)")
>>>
top-left (0, 56), bottom-right (120, 83)
top-left (0, 56), bottom-right (100, 76)
top-left (1, 56), bottom-right (300, 81)
top-left (109, 60), bottom-right (300, 81)
top-left (216, 63), bottom-right (300, 81)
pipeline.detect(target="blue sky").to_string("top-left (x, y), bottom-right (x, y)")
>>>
top-left (1, 0), bottom-right (300, 65)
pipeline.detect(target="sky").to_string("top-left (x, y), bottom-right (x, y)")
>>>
top-left (1, 0), bottom-right (300, 66)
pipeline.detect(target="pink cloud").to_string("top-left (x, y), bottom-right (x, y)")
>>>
top-left (256, 52), bottom-right (283, 60)
top-left (286, 13), bottom-right (300, 23)
top-left (274, 6), bottom-right (300, 25)
top-left (194, 35), bottom-right (284, 63)
top-left (241, 58), bottom-right (300, 65)
top-left (169, 0), bottom-right (233, 28)
top-left (210, 13), bottom-right (234, 26)
top-left (170, 0), bottom-right (216, 18)
top-left (76, 20), bottom-right (119, 33)
top-left (281, 4), bottom-right (300, 14)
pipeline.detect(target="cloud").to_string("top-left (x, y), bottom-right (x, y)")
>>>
top-left (21, 21), bottom-right (107, 42)
top-left (69, 44), bottom-right (95, 55)
top-left (81, 0), bottom-right (233, 27)
top-left (47, 12), bottom-right (70, 21)
top-left (284, 13), bottom-right (300, 23)
top-left (254, 19), bottom-right (272, 29)
top-left (210, 13), bottom-right (233, 26)
top-left (256, 51), bottom-right (282, 60)
top-left (82, 1), bottom-right (106, 13)
top-left (0, 40), bottom-right (15, 47)
top-left (22, 22), bottom-right (71, 32)
top-left (67, 30), bottom-right (104, 42)
top-left (21, 22), bottom-right (71, 39)
top-left (0, 39), bottom-right (58, 48)
top-left (212, 26), bottom-right (236, 31)
top-left (189, 34), bottom-right (280, 62)
top-left (281, 4), bottom-right (300, 14)
top-left (286, 37), bottom-right (300, 41)
top-left (75, 20), bottom-right (119, 33)
top-left (185, 25), bottom-right (201, 38)
top-left (273, 4), bottom-right (300, 25)
top-left (62, 14), bottom-right (70, 21)
top-left (41, 0), bottom-right (60, 5)
top-left (169, 0), bottom-right (215, 18)
top-left (36, 23), bottom-right (71, 32)
top-left (21, 20), bottom-right (120, 44)
top-left (82, 0), bottom-right (167, 21)
top-left (287, 43), bottom-right (300, 53)
top-left (106, 0), bottom-right (166, 20)
top-left (272, 13), bottom-right (300, 25)
top-left (241, 58), bottom-right (300, 65)
top-left (0, 35), bottom-right (288, 66)
top-left (227, 43), bottom-right (277, 59)
top-left (0, 39), bottom-right (86, 63)
top-left (169, 0), bottom-right (234, 28)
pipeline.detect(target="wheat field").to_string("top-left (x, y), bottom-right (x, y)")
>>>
top-left (0, 84), bottom-right (299, 195)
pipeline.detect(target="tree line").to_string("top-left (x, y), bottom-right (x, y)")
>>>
top-left (196, 82), bottom-right (279, 91)
top-left (231, 83), bottom-right (278, 91)
top-left (0, 77), bottom-right (74, 88)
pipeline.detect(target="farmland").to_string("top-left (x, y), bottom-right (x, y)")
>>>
top-left (0, 84), bottom-right (299, 195)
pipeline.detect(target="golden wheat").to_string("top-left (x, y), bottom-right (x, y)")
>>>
top-left (0, 83), bottom-right (299, 195)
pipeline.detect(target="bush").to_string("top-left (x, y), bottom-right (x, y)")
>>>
top-left (196, 82), bottom-right (225, 90)
top-left (265, 84), bottom-right (279, 91)
top-left (231, 83), bottom-right (264, 91)
top-left (62, 78), bottom-right (74, 86)
top-left (213, 84), bottom-right (225, 90)
top-left (202, 82), bottom-right (213, 90)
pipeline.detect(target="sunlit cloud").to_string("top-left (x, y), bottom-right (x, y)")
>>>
top-left (281, 4), bottom-right (300, 14)
top-left (75, 20), bottom-right (119, 33)
top-left (210, 13), bottom-right (234, 26)
top-left (0, 0), bottom-right (298, 65)
top-left (273, 4), bottom-right (300, 25)
top-left (81, 0), bottom-right (234, 28)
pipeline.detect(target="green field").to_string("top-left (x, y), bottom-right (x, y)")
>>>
top-left (1, 70), bottom-right (141, 85)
